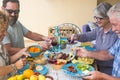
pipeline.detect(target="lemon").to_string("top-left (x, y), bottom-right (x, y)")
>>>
top-left (38, 75), bottom-right (46, 80)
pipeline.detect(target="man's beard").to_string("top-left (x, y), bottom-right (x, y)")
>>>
top-left (9, 16), bottom-right (18, 26)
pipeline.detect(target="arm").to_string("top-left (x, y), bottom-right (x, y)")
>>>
top-left (25, 31), bottom-right (48, 41)
top-left (4, 43), bottom-right (22, 56)
top-left (71, 28), bottom-right (98, 42)
top-left (83, 71), bottom-right (120, 80)
top-left (77, 48), bottom-right (114, 61)
top-left (88, 50), bottom-right (114, 61)
top-left (0, 59), bottom-right (27, 76)
top-left (0, 64), bottom-right (16, 76)
top-left (10, 47), bottom-right (30, 63)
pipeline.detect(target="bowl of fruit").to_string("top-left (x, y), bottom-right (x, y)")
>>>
top-left (28, 45), bottom-right (42, 58)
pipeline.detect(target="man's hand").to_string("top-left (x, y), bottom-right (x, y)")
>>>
top-left (76, 47), bottom-right (90, 58)
top-left (83, 71), bottom-right (105, 80)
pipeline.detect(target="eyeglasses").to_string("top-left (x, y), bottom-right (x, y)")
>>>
top-left (5, 9), bottom-right (20, 14)
top-left (94, 16), bottom-right (104, 22)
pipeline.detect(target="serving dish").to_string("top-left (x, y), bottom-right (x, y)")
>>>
top-left (18, 63), bottom-right (48, 75)
top-left (62, 63), bottom-right (94, 77)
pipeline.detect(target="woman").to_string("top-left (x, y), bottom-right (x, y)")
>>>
top-left (71, 2), bottom-right (118, 75)
top-left (0, 11), bottom-right (30, 80)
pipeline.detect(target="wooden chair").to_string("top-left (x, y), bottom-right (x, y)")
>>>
top-left (48, 23), bottom-right (81, 38)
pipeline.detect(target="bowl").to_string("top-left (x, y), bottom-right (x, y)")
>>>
top-left (45, 76), bottom-right (53, 80)
top-left (34, 54), bottom-right (47, 65)
top-left (28, 45), bottom-right (42, 58)
top-left (51, 59), bottom-right (67, 70)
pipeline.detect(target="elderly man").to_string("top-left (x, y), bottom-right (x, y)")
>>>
top-left (76, 2), bottom-right (120, 80)
top-left (1, 0), bottom-right (51, 55)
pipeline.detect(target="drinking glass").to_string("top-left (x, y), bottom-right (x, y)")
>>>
top-left (51, 39), bottom-right (58, 52)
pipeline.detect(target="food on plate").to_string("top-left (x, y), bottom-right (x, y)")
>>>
top-left (36, 65), bottom-right (43, 71)
top-left (74, 57), bottom-right (94, 64)
top-left (34, 53), bottom-right (47, 65)
top-left (52, 59), bottom-right (67, 70)
top-left (48, 59), bottom-right (57, 64)
top-left (34, 72), bottom-right (40, 76)
top-left (56, 59), bottom-right (67, 65)
top-left (77, 63), bottom-right (93, 71)
top-left (67, 65), bottom-right (77, 73)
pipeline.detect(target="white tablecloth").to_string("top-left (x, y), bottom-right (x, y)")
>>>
top-left (45, 42), bottom-right (83, 80)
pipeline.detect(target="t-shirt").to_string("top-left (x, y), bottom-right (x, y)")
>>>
top-left (2, 21), bottom-right (29, 48)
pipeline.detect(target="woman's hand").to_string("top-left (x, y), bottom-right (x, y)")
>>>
top-left (14, 58), bottom-right (27, 70)
top-left (70, 34), bottom-right (78, 42)
top-left (38, 41), bottom-right (50, 51)
top-left (18, 47), bottom-right (31, 57)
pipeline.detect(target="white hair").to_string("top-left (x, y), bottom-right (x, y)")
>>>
top-left (107, 2), bottom-right (120, 21)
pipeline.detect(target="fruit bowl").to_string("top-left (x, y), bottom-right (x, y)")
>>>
top-left (28, 45), bottom-right (42, 58)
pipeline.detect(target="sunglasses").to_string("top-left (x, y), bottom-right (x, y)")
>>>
top-left (5, 9), bottom-right (20, 14)
top-left (94, 16), bottom-right (104, 22)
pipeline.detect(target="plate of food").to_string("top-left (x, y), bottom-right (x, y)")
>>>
top-left (18, 63), bottom-right (48, 75)
top-left (62, 63), bottom-right (94, 77)
top-left (62, 63), bottom-right (80, 77)
top-left (72, 46), bottom-right (96, 64)
top-left (34, 64), bottom-right (48, 75)
top-left (76, 63), bottom-right (94, 77)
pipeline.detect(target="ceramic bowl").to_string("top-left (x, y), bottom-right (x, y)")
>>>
top-left (28, 45), bottom-right (42, 58)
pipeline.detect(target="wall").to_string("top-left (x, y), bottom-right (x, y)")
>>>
top-left (97, 0), bottom-right (120, 5)
top-left (0, 0), bottom-right (97, 36)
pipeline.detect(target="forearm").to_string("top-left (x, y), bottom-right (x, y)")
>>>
top-left (0, 64), bottom-right (16, 76)
top-left (101, 73), bottom-right (120, 80)
top-left (10, 52), bottom-right (23, 63)
top-left (88, 50), bottom-right (113, 61)
top-left (32, 32), bottom-right (46, 41)
top-left (7, 47), bottom-right (22, 56)
top-left (26, 31), bottom-right (46, 41)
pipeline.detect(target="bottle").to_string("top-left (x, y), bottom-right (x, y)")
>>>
top-left (54, 26), bottom-right (61, 52)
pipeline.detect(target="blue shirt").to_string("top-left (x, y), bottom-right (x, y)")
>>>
top-left (109, 38), bottom-right (120, 77)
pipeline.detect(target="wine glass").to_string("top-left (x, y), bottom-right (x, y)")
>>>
top-left (51, 39), bottom-right (58, 52)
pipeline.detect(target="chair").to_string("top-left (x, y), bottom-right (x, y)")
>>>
top-left (82, 22), bottom-right (98, 33)
top-left (48, 23), bottom-right (81, 38)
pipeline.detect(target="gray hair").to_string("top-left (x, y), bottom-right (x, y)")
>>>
top-left (94, 2), bottom-right (112, 18)
top-left (107, 2), bottom-right (120, 21)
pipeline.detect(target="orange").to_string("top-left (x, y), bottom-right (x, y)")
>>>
top-left (23, 69), bottom-right (34, 79)
top-left (29, 47), bottom-right (40, 53)
top-left (29, 47), bottom-right (35, 52)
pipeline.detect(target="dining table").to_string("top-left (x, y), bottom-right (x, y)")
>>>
top-left (15, 41), bottom-right (95, 80)
top-left (44, 41), bottom-right (84, 80)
